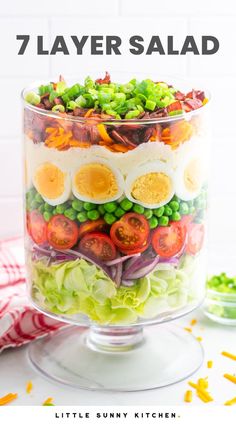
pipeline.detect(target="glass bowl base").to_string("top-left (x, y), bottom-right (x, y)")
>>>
top-left (28, 324), bottom-right (204, 392)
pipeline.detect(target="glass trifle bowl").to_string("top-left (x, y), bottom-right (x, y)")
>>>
top-left (22, 73), bottom-right (210, 391)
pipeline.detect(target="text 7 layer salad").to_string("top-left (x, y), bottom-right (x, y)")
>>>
top-left (23, 72), bottom-right (209, 325)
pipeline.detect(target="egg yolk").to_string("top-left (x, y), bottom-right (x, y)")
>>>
top-left (131, 172), bottom-right (172, 205)
top-left (74, 163), bottom-right (118, 201)
top-left (34, 163), bottom-right (65, 199)
top-left (184, 159), bottom-right (202, 192)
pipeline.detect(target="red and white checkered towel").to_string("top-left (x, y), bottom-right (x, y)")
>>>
top-left (0, 237), bottom-right (65, 352)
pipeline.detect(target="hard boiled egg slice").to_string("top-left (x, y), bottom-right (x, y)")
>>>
top-left (72, 158), bottom-right (124, 204)
top-left (33, 162), bottom-right (71, 206)
top-left (175, 154), bottom-right (206, 201)
top-left (125, 161), bottom-right (175, 209)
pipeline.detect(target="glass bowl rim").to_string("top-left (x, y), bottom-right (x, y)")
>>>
top-left (207, 288), bottom-right (236, 299)
top-left (21, 81), bottom-right (211, 125)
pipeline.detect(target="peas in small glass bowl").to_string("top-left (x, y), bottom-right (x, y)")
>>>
top-left (204, 273), bottom-right (236, 325)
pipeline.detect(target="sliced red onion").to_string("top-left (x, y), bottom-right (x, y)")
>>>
top-left (121, 279), bottom-right (136, 287)
top-left (114, 261), bottom-right (123, 288)
top-left (159, 257), bottom-right (179, 266)
top-left (123, 256), bottom-right (160, 280)
top-left (105, 253), bottom-right (140, 266)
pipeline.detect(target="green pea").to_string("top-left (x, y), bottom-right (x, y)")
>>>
top-left (159, 216), bottom-right (169, 226)
top-left (35, 193), bottom-right (44, 204)
top-left (120, 198), bottom-right (133, 211)
top-left (77, 212), bottom-right (88, 223)
top-left (171, 211), bottom-right (181, 221)
top-left (153, 206), bottom-right (165, 217)
top-left (64, 208), bottom-right (77, 220)
top-left (27, 187), bottom-right (36, 200)
top-left (83, 202), bottom-right (96, 211)
top-left (55, 203), bottom-right (67, 214)
top-left (98, 205), bottom-right (106, 215)
top-left (72, 199), bottom-right (83, 212)
top-left (169, 200), bottom-right (179, 212)
top-left (43, 211), bottom-right (52, 222)
top-left (164, 205), bottom-right (173, 216)
top-left (30, 200), bottom-right (39, 210)
top-left (171, 195), bottom-right (179, 202)
top-left (179, 202), bottom-right (189, 215)
top-left (44, 203), bottom-right (54, 212)
top-left (104, 213), bottom-right (116, 225)
top-left (87, 210), bottom-right (100, 221)
top-left (115, 207), bottom-right (126, 218)
top-left (52, 209), bottom-right (58, 215)
top-left (148, 216), bottom-right (158, 229)
top-left (104, 201), bottom-right (117, 213)
top-left (133, 204), bottom-right (145, 214)
top-left (144, 209), bottom-right (153, 219)
top-left (38, 204), bottom-right (45, 214)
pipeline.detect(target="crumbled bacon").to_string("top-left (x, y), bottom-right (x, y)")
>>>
top-left (95, 71), bottom-right (111, 85)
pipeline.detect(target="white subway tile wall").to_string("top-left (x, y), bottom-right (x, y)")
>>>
top-left (0, 0), bottom-right (235, 247)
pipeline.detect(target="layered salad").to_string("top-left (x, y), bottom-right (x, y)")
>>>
top-left (23, 73), bottom-right (209, 325)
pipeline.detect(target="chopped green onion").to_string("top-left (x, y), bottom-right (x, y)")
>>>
top-left (145, 99), bottom-right (156, 111)
top-left (52, 104), bottom-right (65, 113)
top-left (25, 91), bottom-right (41, 105)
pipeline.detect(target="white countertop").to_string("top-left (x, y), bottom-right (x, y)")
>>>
top-left (0, 307), bottom-right (235, 406)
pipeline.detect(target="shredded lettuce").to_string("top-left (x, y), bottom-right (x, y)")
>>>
top-left (31, 256), bottom-right (197, 325)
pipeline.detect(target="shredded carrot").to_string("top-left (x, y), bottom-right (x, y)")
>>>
top-left (196, 336), bottom-right (202, 342)
top-left (43, 397), bottom-right (54, 406)
top-left (225, 397), bottom-right (236, 406)
top-left (222, 351), bottom-right (236, 361)
top-left (184, 327), bottom-right (192, 333)
top-left (223, 374), bottom-right (236, 384)
top-left (184, 390), bottom-right (193, 403)
top-left (0, 393), bottom-right (18, 406)
top-left (26, 381), bottom-right (33, 394)
top-left (190, 318), bottom-right (197, 326)
top-left (207, 360), bottom-right (213, 369)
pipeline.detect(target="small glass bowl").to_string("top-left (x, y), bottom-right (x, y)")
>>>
top-left (204, 289), bottom-right (236, 325)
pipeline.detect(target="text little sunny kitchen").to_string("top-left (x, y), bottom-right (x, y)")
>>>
top-left (54, 411), bottom-right (177, 420)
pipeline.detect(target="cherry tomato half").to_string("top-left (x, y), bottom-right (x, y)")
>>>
top-left (78, 218), bottom-right (106, 239)
top-left (186, 222), bottom-right (205, 255)
top-left (47, 214), bottom-right (79, 250)
top-left (79, 232), bottom-right (116, 261)
top-left (110, 213), bottom-right (150, 252)
top-left (152, 221), bottom-right (186, 258)
top-left (27, 210), bottom-right (47, 245)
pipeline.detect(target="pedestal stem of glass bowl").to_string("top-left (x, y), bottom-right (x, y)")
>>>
top-left (86, 325), bottom-right (144, 353)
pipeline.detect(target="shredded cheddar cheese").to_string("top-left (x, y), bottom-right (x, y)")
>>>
top-left (190, 319), bottom-right (197, 326)
top-left (224, 397), bottom-right (236, 406)
top-left (184, 327), bottom-right (192, 333)
top-left (198, 378), bottom-right (208, 389)
top-left (223, 374), bottom-right (236, 384)
top-left (196, 336), bottom-right (202, 342)
top-left (207, 360), bottom-right (213, 369)
top-left (0, 393), bottom-right (18, 406)
top-left (184, 390), bottom-right (193, 403)
top-left (26, 381), bottom-right (33, 394)
top-left (188, 378), bottom-right (213, 403)
top-left (43, 397), bottom-right (54, 406)
top-left (222, 351), bottom-right (236, 361)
